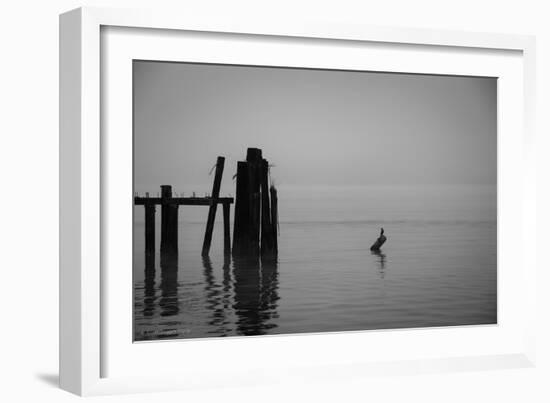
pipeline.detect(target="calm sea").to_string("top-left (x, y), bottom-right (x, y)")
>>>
top-left (133, 185), bottom-right (496, 341)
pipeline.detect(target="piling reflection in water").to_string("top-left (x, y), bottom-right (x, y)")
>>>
top-left (232, 257), bottom-right (279, 336)
top-left (135, 251), bottom-right (280, 340)
top-left (159, 252), bottom-right (179, 317)
top-left (202, 256), bottom-right (232, 335)
top-left (142, 253), bottom-right (156, 317)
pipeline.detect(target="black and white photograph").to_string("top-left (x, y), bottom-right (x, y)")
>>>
top-left (132, 61), bottom-right (497, 341)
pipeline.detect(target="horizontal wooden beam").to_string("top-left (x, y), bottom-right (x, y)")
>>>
top-left (134, 197), bottom-right (234, 206)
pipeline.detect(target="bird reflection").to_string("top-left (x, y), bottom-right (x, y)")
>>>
top-left (159, 252), bottom-right (179, 317)
top-left (371, 250), bottom-right (387, 279)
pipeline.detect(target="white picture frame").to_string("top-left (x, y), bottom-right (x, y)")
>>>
top-left (59, 6), bottom-right (537, 396)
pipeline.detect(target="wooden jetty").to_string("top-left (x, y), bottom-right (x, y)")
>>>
top-left (134, 156), bottom-right (234, 257)
top-left (232, 148), bottom-right (278, 260)
top-left (134, 150), bottom-right (278, 260)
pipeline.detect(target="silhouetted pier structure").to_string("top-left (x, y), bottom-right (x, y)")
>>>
top-left (134, 150), bottom-right (278, 261)
top-left (134, 156), bottom-right (234, 257)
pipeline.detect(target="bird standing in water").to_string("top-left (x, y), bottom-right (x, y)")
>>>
top-left (370, 228), bottom-right (387, 251)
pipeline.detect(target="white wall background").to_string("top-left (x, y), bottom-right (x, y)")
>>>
top-left (1, 0), bottom-right (548, 401)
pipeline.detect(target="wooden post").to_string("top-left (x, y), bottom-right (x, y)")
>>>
top-left (160, 185), bottom-right (178, 255)
top-left (246, 148), bottom-right (262, 163)
top-left (247, 148), bottom-right (262, 257)
top-left (160, 185), bottom-right (171, 253)
top-left (232, 161), bottom-right (250, 256)
top-left (232, 148), bottom-right (279, 259)
top-left (202, 156), bottom-right (225, 256)
top-left (223, 202), bottom-right (231, 256)
top-left (167, 204), bottom-right (178, 254)
top-left (250, 192), bottom-right (260, 256)
top-left (145, 203), bottom-right (155, 257)
top-left (260, 159), bottom-right (276, 258)
top-left (270, 185), bottom-right (278, 256)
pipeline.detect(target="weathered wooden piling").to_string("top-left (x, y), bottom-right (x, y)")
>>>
top-left (144, 203), bottom-right (156, 257)
top-left (247, 149), bottom-right (262, 257)
top-left (269, 185), bottom-right (278, 256)
top-left (160, 185), bottom-right (170, 248)
top-left (160, 185), bottom-right (178, 255)
top-left (223, 203), bottom-right (231, 256)
top-left (260, 159), bottom-right (276, 259)
top-left (233, 161), bottom-right (250, 256)
top-left (232, 148), bottom-right (278, 260)
top-left (202, 156), bottom-right (225, 256)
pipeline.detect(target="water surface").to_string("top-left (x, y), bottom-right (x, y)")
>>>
top-left (133, 185), bottom-right (496, 341)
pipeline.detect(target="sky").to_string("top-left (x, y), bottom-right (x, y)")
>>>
top-left (133, 61), bottom-right (496, 195)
